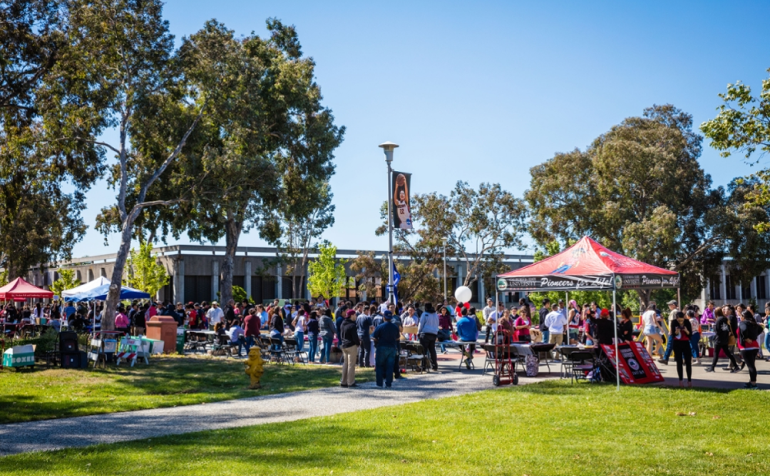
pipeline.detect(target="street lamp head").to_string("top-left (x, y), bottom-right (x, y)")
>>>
top-left (378, 141), bottom-right (399, 152)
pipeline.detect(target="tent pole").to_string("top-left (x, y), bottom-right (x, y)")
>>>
top-left (565, 291), bottom-right (569, 344)
top-left (677, 288), bottom-right (681, 308)
top-left (613, 282), bottom-right (620, 391)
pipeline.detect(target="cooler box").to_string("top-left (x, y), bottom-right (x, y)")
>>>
top-left (3, 344), bottom-right (35, 368)
top-left (142, 337), bottom-right (164, 355)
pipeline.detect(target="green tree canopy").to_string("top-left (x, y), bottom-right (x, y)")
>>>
top-left (124, 241), bottom-right (169, 298)
top-left (0, 0), bottom-right (103, 278)
top-left (50, 268), bottom-right (80, 298)
top-left (307, 242), bottom-right (347, 301)
top-left (701, 68), bottom-right (770, 231)
top-left (143, 19), bottom-right (344, 307)
top-left (526, 104), bottom-right (770, 304)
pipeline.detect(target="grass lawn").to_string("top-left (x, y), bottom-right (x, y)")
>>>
top-left (0, 356), bottom-right (372, 424)
top-left (2, 381), bottom-right (768, 475)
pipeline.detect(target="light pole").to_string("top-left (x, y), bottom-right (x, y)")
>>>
top-left (379, 141), bottom-right (399, 305)
top-left (442, 237), bottom-right (448, 301)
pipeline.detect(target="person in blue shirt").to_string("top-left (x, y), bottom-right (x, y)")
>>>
top-left (456, 308), bottom-right (479, 369)
top-left (372, 311), bottom-right (400, 388)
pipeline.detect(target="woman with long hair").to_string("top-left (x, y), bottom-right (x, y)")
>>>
top-left (513, 305), bottom-right (532, 343)
top-left (670, 310), bottom-right (693, 388)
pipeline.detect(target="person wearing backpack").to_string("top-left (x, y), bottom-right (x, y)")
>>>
top-left (737, 310), bottom-right (761, 389)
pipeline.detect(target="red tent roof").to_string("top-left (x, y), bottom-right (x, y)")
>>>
top-left (501, 236), bottom-right (678, 278)
top-left (0, 277), bottom-right (54, 300)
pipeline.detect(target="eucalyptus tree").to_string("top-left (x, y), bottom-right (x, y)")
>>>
top-left (160, 19), bottom-right (343, 306)
top-left (526, 105), bottom-right (770, 304)
top-left (64, 0), bottom-right (203, 329)
top-left (0, 0), bottom-right (102, 278)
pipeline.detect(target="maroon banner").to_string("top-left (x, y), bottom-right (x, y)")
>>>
top-left (601, 342), bottom-right (664, 385)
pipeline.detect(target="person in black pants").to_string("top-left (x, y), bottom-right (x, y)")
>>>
top-left (738, 310), bottom-right (761, 389)
top-left (670, 311), bottom-right (693, 388)
top-left (705, 307), bottom-right (738, 373)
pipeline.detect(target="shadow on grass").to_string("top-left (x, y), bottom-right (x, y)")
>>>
top-left (0, 357), bottom-right (360, 424)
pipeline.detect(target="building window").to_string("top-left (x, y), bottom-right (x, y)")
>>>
top-left (709, 278), bottom-right (720, 300)
top-left (725, 275), bottom-right (736, 300)
top-left (758, 276), bottom-right (767, 301)
top-left (742, 281), bottom-right (752, 300)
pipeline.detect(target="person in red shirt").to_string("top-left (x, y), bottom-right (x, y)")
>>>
top-left (243, 308), bottom-right (261, 352)
top-left (513, 305), bottom-right (532, 342)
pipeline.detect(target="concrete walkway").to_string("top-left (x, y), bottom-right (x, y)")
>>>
top-left (0, 368), bottom-right (548, 457)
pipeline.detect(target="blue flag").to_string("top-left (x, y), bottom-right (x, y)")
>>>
top-left (392, 263), bottom-right (400, 304)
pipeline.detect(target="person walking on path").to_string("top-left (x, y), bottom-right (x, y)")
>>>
top-left (417, 302), bottom-right (439, 371)
top-left (705, 307), bottom-right (739, 373)
top-left (339, 310), bottom-right (360, 387)
top-left (737, 310), bottom-right (761, 389)
top-left (659, 300), bottom-right (679, 365)
top-left (373, 311), bottom-right (400, 388)
top-left (356, 305), bottom-right (374, 367)
top-left (670, 311), bottom-right (693, 388)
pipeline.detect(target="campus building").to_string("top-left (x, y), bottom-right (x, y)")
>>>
top-left (27, 244), bottom-right (535, 308)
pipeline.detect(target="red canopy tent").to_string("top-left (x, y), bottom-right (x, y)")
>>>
top-left (0, 277), bottom-right (54, 301)
top-left (496, 236), bottom-right (680, 389)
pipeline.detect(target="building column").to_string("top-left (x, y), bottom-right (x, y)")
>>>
top-left (765, 269), bottom-right (770, 298)
top-left (478, 274), bottom-right (485, 302)
top-left (276, 263), bottom-right (283, 300)
top-left (212, 260), bottom-right (219, 301)
top-left (304, 261), bottom-right (311, 301)
top-left (455, 263), bottom-right (464, 291)
top-left (244, 261), bottom-right (252, 300)
top-left (751, 277), bottom-right (757, 300)
top-left (720, 265), bottom-right (727, 305)
top-left (737, 281), bottom-right (742, 302)
top-left (173, 258), bottom-right (184, 304)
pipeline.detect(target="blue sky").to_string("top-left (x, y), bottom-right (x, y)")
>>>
top-left (71, 0), bottom-right (770, 258)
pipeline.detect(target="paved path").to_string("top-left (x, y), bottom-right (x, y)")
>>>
top-left (0, 369), bottom-right (547, 457)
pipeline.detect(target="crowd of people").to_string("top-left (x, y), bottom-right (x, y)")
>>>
top-left (3, 294), bottom-right (768, 390)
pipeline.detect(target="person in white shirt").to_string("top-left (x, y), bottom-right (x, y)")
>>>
top-left (485, 302), bottom-right (504, 343)
top-left (544, 302), bottom-right (568, 357)
top-left (207, 301), bottom-right (224, 327)
top-left (641, 303), bottom-right (664, 358)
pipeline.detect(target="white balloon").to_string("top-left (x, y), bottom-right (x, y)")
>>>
top-left (454, 286), bottom-right (472, 303)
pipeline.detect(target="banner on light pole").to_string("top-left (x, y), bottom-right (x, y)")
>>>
top-left (391, 170), bottom-right (413, 230)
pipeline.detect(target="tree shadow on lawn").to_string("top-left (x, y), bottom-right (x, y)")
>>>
top-left (0, 358), bottom-right (355, 424)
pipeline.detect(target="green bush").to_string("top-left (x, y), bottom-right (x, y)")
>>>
top-left (10, 328), bottom-right (59, 358)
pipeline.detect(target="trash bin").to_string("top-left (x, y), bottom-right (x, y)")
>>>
top-left (176, 330), bottom-right (185, 355)
top-left (145, 315), bottom-right (177, 354)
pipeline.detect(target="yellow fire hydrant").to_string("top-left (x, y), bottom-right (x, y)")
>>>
top-left (244, 347), bottom-right (264, 389)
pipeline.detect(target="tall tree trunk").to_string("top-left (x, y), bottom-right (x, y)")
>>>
top-left (104, 217), bottom-right (136, 330)
top-left (219, 215), bottom-right (242, 307)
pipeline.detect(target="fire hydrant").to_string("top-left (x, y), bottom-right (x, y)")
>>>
top-left (244, 347), bottom-right (264, 389)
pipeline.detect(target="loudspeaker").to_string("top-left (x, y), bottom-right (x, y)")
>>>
top-left (60, 331), bottom-right (79, 353)
top-left (61, 351), bottom-right (88, 369)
